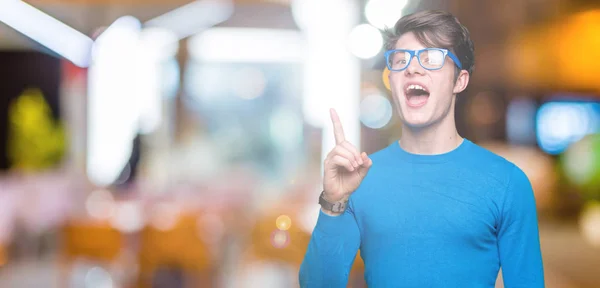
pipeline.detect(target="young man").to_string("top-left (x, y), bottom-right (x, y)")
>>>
top-left (299, 10), bottom-right (544, 287)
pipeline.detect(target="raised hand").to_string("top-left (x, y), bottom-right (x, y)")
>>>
top-left (323, 108), bottom-right (372, 204)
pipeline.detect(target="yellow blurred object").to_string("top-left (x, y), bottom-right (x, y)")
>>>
top-left (555, 10), bottom-right (600, 91)
top-left (275, 214), bottom-right (292, 231)
top-left (508, 10), bottom-right (600, 92)
top-left (62, 221), bottom-right (123, 262)
top-left (382, 67), bottom-right (391, 91)
top-left (137, 212), bottom-right (215, 287)
top-left (0, 245), bottom-right (6, 267)
top-left (579, 200), bottom-right (600, 248)
top-left (7, 88), bottom-right (66, 171)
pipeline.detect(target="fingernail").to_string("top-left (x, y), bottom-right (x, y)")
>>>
top-left (358, 159), bottom-right (363, 165)
top-left (353, 161), bottom-right (358, 167)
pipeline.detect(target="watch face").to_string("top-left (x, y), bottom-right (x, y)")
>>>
top-left (332, 202), bottom-right (346, 213)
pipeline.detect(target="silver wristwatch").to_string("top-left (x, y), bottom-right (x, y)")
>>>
top-left (318, 191), bottom-right (347, 213)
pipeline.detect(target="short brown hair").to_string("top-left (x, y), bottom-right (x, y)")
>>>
top-left (384, 10), bottom-right (475, 76)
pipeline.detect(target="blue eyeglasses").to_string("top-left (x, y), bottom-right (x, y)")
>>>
top-left (385, 48), bottom-right (462, 71)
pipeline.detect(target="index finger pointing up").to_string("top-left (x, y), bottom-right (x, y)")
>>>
top-left (330, 108), bottom-right (346, 144)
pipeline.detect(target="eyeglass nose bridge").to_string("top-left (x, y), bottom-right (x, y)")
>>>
top-left (405, 51), bottom-right (423, 71)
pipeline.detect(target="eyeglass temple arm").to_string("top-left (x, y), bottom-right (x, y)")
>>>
top-left (446, 51), bottom-right (463, 69)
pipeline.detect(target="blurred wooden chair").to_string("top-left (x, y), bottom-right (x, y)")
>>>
top-left (60, 221), bottom-right (124, 287)
top-left (0, 243), bottom-right (7, 268)
top-left (137, 212), bottom-right (216, 288)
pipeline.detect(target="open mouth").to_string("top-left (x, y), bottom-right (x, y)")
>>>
top-left (404, 83), bottom-right (430, 107)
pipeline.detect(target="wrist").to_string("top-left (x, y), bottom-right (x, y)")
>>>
top-left (322, 191), bottom-right (347, 203)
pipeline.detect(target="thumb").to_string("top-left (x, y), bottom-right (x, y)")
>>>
top-left (357, 152), bottom-right (372, 178)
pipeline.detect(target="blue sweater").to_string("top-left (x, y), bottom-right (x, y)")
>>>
top-left (299, 139), bottom-right (544, 287)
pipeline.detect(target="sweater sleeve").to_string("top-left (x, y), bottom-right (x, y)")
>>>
top-left (299, 201), bottom-right (361, 288)
top-left (497, 165), bottom-right (545, 287)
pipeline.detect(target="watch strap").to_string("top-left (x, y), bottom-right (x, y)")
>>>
top-left (318, 191), bottom-right (347, 213)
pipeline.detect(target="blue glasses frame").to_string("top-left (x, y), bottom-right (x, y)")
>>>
top-left (384, 48), bottom-right (463, 71)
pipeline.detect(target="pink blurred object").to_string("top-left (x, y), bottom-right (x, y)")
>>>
top-left (0, 179), bottom-right (18, 244)
top-left (11, 171), bottom-right (75, 235)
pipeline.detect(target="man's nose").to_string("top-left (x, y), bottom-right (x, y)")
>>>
top-left (405, 56), bottom-right (425, 76)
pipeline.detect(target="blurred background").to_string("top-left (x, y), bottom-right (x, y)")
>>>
top-left (0, 0), bottom-right (599, 287)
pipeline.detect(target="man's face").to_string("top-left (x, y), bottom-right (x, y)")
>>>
top-left (388, 32), bottom-right (468, 129)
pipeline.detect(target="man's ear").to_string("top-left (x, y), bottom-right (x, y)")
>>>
top-left (453, 70), bottom-right (470, 94)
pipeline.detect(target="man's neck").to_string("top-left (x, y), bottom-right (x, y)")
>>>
top-left (399, 112), bottom-right (463, 155)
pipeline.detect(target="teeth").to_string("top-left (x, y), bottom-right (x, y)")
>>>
top-left (406, 84), bottom-right (426, 92)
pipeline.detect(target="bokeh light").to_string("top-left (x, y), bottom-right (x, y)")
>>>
top-left (580, 201), bottom-right (600, 248)
top-left (536, 101), bottom-right (600, 155)
top-left (555, 10), bottom-right (600, 91)
top-left (231, 67), bottom-right (267, 100)
top-left (562, 134), bottom-right (600, 196)
top-left (348, 24), bottom-right (383, 59)
top-left (271, 230), bottom-right (290, 249)
top-left (275, 215), bottom-right (292, 231)
top-left (149, 202), bottom-right (180, 231)
top-left (360, 93), bottom-right (393, 129)
top-left (365, 0), bottom-right (408, 30)
top-left (291, 0), bottom-right (357, 32)
top-left (84, 266), bottom-right (114, 288)
top-left (109, 201), bottom-right (144, 233)
top-left (87, 15), bottom-right (142, 187)
top-left (563, 136), bottom-right (595, 186)
top-left (85, 189), bottom-right (115, 221)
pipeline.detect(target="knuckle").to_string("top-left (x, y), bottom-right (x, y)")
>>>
top-left (333, 146), bottom-right (344, 155)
